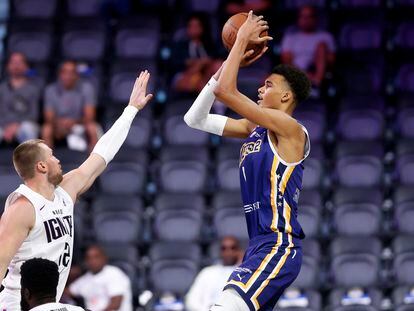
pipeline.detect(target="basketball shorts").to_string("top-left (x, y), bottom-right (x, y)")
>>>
top-left (224, 232), bottom-right (302, 311)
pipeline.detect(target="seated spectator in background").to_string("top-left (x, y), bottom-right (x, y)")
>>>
top-left (0, 52), bottom-right (41, 145)
top-left (281, 5), bottom-right (335, 88)
top-left (20, 258), bottom-right (85, 311)
top-left (171, 13), bottom-right (222, 93)
top-left (61, 265), bottom-right (84, 306)
top-left (185, 236), bottom-right (243, 311)
top-left (69, 245), bottom-right (132, 311)
top-left (42, 60), bottom-right (98, 151)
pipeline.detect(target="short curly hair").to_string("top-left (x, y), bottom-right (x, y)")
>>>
top-left (20, 258), bottom-right (59, 298)
top-left (272, 64), bottom-right (311, 104)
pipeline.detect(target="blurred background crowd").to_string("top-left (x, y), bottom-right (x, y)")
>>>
top-left (0, 0), bottom-right (414, 310)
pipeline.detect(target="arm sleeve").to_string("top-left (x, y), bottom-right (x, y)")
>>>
top-left (92, 105), bottom-right (138, 165)
top-left (183, 77), bottom-right (228, 136)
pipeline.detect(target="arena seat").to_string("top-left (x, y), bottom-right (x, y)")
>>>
top-left (153, 193), bottom-right (204, 241)
top-left (330, 237), bottom-right (382, 287)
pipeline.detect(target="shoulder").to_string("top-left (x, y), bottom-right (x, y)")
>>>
top-left (45, 82), bottom-right (58, 94)
top-left (105, 265), bottom-right (126, 276)
top-left (55, 186), bottom-right (74, 207)
top-left (80, 81), bottom-right (94, 92)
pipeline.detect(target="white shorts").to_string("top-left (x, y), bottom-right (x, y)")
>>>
top-left (210, 288), bottom-right (249, 311)
top-left (0, 288), bottom-right (21, 311)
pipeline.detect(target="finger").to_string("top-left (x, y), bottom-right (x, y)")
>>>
top-left (255, 36), bottom-right (273, 43)
top-left (144, 94), bottom-right (153, 104)
top-left (256, 15), bottom-right (264, 21)
top-left (243, 49), bottom-right (255, 58)
top-left (258, 20), bottom-right (268, 26)
top-left (248, 10), bottom-right (253, 20)
top-left (142, 71), bottom-right (151, 90)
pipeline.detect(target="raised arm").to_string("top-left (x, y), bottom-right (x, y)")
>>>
top-left (184, 60), bottom-right (259, 138)
top-left (214, 12), bottom-right (301, 138)
top-left (0, 197), bottom-right (35, 286)
top-left (60, 70), bottom-right (153, 202)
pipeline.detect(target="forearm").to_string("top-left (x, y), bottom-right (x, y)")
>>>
top-left (217, 37), bottom-right (248, 92)
top-left (92, 106), bottom-right (138, 165)
top-left (104, 296), bottom-right (122, 311)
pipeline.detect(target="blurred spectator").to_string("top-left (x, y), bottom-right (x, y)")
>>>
top-left (171, 13), bottom-right (222, 93)
top-left (281, 5), bottom-right (335, 88)
top-left (0, 52), bottom-right (40, 145)
top-left (69, 245), bottom-right (132, 311)
top-left (185, 236), bottom-right (243, 311)
top-left (223, 0), bottom-right (271, 16)
top-left (41, 60), bottom-right (98, 151)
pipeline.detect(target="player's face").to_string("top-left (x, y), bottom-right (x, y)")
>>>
top-left (20, 288), bottom-right (31, 311)
top-left (220, 237), bottom-right (240, 266)
top-left (257, 74), bottom-right (291, 110)
top-left (40, 144), bottom-right (63, 186)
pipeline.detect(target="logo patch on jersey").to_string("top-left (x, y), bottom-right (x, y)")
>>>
top-left (239, 139), bottom-right (262, 166)
top-left (244, 202), bottom-right (261, 213)
top-left (43, 215), bottom-right (73, 243)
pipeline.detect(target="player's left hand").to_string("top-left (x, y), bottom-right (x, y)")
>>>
top-left (240, 46), bottom-right (269, 67)
top-left (128, 70), bottom-right (154, 110)
top-left (237, 11), bottom-right (273, 44)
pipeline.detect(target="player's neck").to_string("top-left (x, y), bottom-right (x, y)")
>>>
top-left (25, 178), bottom-right (56, 201)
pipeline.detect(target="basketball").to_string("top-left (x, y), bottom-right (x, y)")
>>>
top-left (221, 12), bottom-right (269, 59)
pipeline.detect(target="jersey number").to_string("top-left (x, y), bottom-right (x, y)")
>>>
top-left (58, 242), bottom-right (71, 269)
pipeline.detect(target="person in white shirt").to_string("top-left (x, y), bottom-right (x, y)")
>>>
top-left (185, 236), bottom-right (243, 311)
top-left (69, 246), bottom-right (132, 311)
top-left (20, 258), bottom-right (85, 311)
top-left (281, 5), bottom-right (336, 87)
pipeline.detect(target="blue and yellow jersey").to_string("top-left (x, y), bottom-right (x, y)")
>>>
top-left (239, 126), bottom-right (310, 240)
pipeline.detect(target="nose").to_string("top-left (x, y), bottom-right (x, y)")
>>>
top-left (258, 86), bottom-right (264, 94)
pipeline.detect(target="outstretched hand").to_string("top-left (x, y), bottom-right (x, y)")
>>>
top-left (128, 70), bottom-right (153, 110)
top-left (237, 10), bottom-right (273, 45)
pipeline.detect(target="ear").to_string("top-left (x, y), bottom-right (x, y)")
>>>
top-left (36, 161), bottom-right (47, 174)
top-left (23, 288), bottom-right (31, 300)
top-left (281, 91), bottom-right (292, 103)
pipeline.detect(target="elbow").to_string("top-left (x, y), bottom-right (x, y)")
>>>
top-left (183, 112), bottom-right (195, 128)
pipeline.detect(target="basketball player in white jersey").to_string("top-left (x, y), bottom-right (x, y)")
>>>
top-left (0, 70), bottom-right (153, 311)
top-left (20, 258), bottom-right (86, 311)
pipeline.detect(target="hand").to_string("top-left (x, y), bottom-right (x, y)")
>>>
top-left (128, 70), bottom-right (153, 110)
top-left (240, 46), bottom-right (269, 67)
top-left (237, 11), bottom-right (273, 45)
top-left (3, 122), bottom-right (20, 142)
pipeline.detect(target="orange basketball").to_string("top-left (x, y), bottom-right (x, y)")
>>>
top-left (221, 12), bottom-right (268, 59)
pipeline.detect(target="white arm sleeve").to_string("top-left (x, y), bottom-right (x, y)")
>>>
top-left (183, 77), bottom-right (228, 136)
top-left (92, 106), bottom-right (138, 165)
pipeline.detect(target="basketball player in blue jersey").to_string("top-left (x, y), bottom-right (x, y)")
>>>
top-left (184, 11), bottom-right (311, 311)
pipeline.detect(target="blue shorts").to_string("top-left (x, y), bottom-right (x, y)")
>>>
top-left (224, 232), bottom-right (302, 311)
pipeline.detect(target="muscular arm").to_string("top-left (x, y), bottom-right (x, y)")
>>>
top-left (214, 12), bottom-right (302, 138)
top-left (60, 71), bottom-right (153, 202)
top-left (0, 198), bottom-right (35, 286)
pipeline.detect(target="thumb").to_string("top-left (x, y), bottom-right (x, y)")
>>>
top-left (144, 94), bottom-right (153, 104)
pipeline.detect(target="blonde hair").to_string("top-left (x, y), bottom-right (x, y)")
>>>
top-left (13, 139), bottom-right (47, 180)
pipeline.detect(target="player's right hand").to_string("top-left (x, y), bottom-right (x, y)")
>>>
top-left (128, 70), bottom-right (154, 110)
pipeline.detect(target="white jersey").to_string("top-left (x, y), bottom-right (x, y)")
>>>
top-left (30, 302), bottom-right (85, 311)
top-left (0, 184), bottom-right (74, 311)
